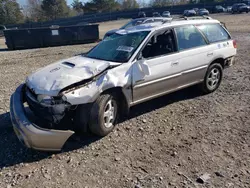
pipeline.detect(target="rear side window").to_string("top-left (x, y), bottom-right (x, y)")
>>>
top-left (196, 24), bottom-right (230, 43)
top-left (175, 25), bottom-right (207, 51)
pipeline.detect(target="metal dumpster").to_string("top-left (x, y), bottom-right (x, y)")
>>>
top-left (4, 24), bottom-right (99, 50)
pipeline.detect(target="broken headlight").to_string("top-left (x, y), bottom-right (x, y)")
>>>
top-left (37, 95), bottom-right (65, 105)
top-left (37, 95), bottom-right (53, 105)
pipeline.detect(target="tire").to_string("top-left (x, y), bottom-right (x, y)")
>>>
top-left (201, 63), bottom-right (223, 94)
top-left (89, 94), bottom-right (118, 136)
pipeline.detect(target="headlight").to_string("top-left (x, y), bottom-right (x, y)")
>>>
top-left (37, 95), bottom-right (66, 105)
top-left (37, 95), bottom-right (53, 105)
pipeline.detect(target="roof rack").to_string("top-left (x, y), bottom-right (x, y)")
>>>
top-left (163, 15), bottom-right (213, 24)
top-left (183, 16), bottom-right (213, 20)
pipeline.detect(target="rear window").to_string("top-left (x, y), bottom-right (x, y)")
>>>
top-left (196, 24), bottom-right (230, 43)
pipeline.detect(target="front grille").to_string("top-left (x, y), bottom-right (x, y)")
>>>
top-left (25, 86), bottom-right (68, 125)
top-left (25, 85), bottom-right (63, 105)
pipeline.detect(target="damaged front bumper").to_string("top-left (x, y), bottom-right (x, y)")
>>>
top-left (10, 84), bottom-right (74, 151)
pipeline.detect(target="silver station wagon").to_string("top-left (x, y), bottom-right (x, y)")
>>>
top-left (10, 17), bottom-right (237, 151)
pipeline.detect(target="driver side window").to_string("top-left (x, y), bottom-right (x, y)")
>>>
top-left (141, 29), bottom-right (177, 59)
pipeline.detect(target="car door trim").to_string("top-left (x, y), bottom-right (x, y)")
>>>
top-left (134, 72), bottom-right (181, 89)
top-left (131, 79), bottom-right (203, 106)
top-left (182, 65), bottom-right (208, 74)
top-left (134, 65), bottom-right (208, 89)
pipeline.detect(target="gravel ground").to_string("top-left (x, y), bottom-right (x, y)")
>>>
top-left (0, 38), bottom-right (6, 49)
top-left (0, 14), bottom-right (249, 188)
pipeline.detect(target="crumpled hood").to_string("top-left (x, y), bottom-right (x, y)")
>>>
top-left (26, 56), bottom-right (114, 96)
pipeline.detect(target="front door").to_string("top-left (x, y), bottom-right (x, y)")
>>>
top-left (132, 29), bottom-right (182, 105)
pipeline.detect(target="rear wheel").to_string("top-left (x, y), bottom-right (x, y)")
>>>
top-left (201, 63), bottom-right (223, 94)
top-left (89, 94), bottom-right (118, 136)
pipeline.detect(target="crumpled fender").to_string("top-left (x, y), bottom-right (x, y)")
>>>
top-left (64, 62), bottom-right (133, 106)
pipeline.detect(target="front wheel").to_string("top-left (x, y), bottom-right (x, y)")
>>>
top-left (89, 94), bottom-right (118, 136)
top-left (201, 63), bottom-right (223, 94)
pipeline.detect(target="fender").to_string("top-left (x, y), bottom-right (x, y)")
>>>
top-left (63, 62), bottom-right (133, 106)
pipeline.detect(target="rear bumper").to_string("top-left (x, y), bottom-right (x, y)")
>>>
top-left (10, 84), bottom-right (74, 151)
top-left (224, 56), bottom-right (235, 68)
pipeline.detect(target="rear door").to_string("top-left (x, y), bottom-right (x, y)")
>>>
top-left (196, 23), bottom-right (236, 61)
top-left (174, 25), bottom-right (212, 87)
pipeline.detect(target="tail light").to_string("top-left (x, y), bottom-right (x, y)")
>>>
top-left (233, 40), bottom-right (237, 48)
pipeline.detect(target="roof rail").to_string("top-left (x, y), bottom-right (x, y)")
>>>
top-left (183, 16), bottom-right (213, 20)
top-left (161, 15), bottom-right (213, 25)
top-left (164, 15), bottom-right (213, 23)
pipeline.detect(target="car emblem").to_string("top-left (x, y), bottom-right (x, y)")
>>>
top-left (50, 67), bottom-right (60, 73)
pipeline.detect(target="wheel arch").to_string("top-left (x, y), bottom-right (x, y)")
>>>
top-left (101, 87), bottom-right (130, 117)
top-left (209, 57), bottom-right (225, 69)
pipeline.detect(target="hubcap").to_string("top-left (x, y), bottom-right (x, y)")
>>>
top-left (103, 100), bottom-right (116, 128)
top-left (207, 68), bottom-right (220, 90)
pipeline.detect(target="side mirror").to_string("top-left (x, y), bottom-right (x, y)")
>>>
top-left (137, 59), bottom-right (151, 76)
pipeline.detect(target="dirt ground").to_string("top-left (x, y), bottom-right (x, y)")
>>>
top-left (0, 38), bottom-right (6, 49)
top-left (0, 13), bottom-right (250, 188)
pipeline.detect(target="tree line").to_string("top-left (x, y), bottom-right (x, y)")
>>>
top-left (0, 0), bottom-right (225, 25)
top-left (0, 0), bottom-right (141, 25)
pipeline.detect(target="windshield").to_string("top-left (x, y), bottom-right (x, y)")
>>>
top-left (86, 31), bottom-right (149, 63)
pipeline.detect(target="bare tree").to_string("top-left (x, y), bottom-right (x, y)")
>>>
top-left (26, 0), bottom-right (45, 21)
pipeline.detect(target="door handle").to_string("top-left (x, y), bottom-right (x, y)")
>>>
top-left (171, 61), bottom-right (179, 66)
top-left (207, 52), bottom-right (213, 56)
